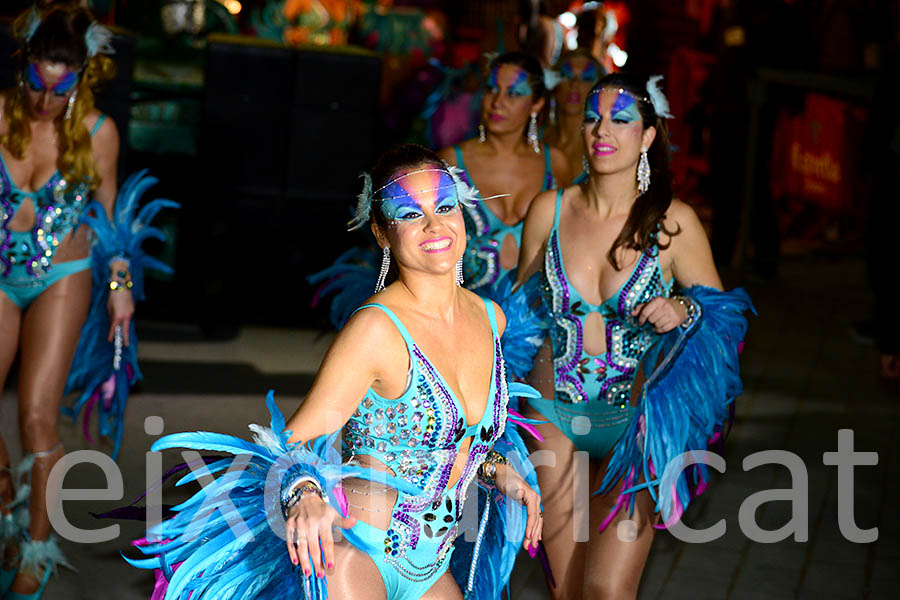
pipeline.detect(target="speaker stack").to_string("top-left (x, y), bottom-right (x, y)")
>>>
top-left (197, 35), bottom-right (381, 328)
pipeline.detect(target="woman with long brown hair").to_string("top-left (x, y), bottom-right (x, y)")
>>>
top-left (438, 51), bottom-right (571, 293)
top-left (515, 73), bottom-right (753, 598)
top-left (0, 5), bottom-right (128, 598)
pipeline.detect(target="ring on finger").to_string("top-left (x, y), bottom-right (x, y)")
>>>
top-left (293, 530), bottom-right (308, 543)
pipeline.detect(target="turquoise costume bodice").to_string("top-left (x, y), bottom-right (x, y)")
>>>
top-left (343, 298), bottom-right (509, 583)
top-left (0, 115), bottom-right (104, 285)
top-left (453, 144), bottom-right (555, 290)
top-left (533, 189), bottom-right (673, 457)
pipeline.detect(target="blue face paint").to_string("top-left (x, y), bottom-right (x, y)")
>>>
top-left (584, 89), bottom-right (642, 124)
top-left (377, 170), bottom-right (460, 222)
top-left (487, 64), bottom-right (533, 97)
top-left (26, 62), bottom-right (78, 96)
top-left (561, 60), bottom-right (599, 83)
top-left (610, 92), bottom-right (640, 123)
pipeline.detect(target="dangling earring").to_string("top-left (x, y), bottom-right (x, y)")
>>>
top-left (478, 123), bottom-right (486, 143)
top-left (637, 149), bottom-right (651, 194)
top-left (375, 246), bottom-right (390, 292)
top-left (64, 89), bottom-right (77, 121)
top-left (549, 98), bottom-right (557, 125)
top-left (17, 77), bottom-right (24, 97)
top-left (582, 154), bottom-right (590, 174)
top-left (456, 258), bottom-right (464, 287)
top-left (527, 112), bottom-right (540, 154)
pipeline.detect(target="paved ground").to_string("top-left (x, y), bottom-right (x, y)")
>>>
top-left (1, 256), bottom-right (898, 599)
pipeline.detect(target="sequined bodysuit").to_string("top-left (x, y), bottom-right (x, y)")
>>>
top-left (343, 298), bottom-right (509, 599)
top-left (452, 144), bottom-right (555, 291)
top-left (0, 115), bottom-right (106, 308)
top-left (529, 189), bottom-right (674, 458)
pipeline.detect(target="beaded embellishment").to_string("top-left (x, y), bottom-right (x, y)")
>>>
top-left (0, 166), bottom-right (89, 282)
top-left (542, 228), bottom-right (671, 408)
top-left (343, 331), bottom-right (508, 582)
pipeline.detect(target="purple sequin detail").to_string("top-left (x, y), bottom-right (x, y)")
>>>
top-left (0, 197), bottom-right (12, 277)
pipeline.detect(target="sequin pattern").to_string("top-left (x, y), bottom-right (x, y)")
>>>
top-left (0, 165), bottom-right (89, 283)
top-left (343, 331), bottom-right (508, 582)
top-left (541, 228), bottom-right (671, 409)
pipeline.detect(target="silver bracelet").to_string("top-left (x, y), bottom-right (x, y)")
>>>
top-left (672, 295), bottom-right (698, 329)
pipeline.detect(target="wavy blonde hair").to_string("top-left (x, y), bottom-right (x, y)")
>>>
top-left (1, 4), bottom-right (115, 191)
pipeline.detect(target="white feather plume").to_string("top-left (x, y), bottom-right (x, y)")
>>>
top-left (543, 68), bottom-right (562, 91)
top-left (23, 7), bottom-right (40, 41)
top-left (85, 22), bottom-right (115, 57)
top-left (347, 172), bottom-right (374, 231)
top-left (446, 165), bottom-right (479, 208)
top-left (646, 75), bottom-right (674, 119)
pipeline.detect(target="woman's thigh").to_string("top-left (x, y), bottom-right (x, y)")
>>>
top-left (524, 401), bottom-right (597, 600)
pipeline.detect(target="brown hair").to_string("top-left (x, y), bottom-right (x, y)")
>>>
top-left (2, 4), bottom-right (115, 190)
top-left (590, 73), bottom-right (680, 269)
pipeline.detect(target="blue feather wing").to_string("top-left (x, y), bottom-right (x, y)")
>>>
top-left (63, 170), bottom-right (178, 459)
top-left (600, 286), bottom-right (755, 525)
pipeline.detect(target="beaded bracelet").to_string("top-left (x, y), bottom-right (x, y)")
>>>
top-left (478, 450), bottom-right (510, 485)
top-left (281, 475), bottom-right (328, 519)
top-left (109, 279), bottom-right (133, 291)
top-left (672, 295), bottom-right (699, 329)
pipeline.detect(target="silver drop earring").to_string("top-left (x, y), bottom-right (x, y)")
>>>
top-left (456, 258), bottom-right (464, 287)
top-left (478, 123), bottom-right (486, 143)
top-left (582, 154), bottom-right (590, 174)
top-left (65, 90), bottom-right (77, 120)
top-left (527, 112), bottom-right (540, 153)
top-left (375, 246), bottom-right (390, 292)
top-left (637, 149), bottom-right (651, 194)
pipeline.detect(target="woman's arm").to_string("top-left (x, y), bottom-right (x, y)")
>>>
top-left (634, 200), bottom-right (724, 331)
top-left (549, 146), bottom-right (572, 188)
top-left (665, 199), bottom-right (723, 290)
top-left (436, 145), bottom-right (457, 166)
top-left (515, 189), bottom-right (557, 286)
top-left (284, 307), bottom-right (403, 444)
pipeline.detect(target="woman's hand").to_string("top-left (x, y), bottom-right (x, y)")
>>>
top-left (631, 297), bottom-right (687, 334)
top-left (107, 289), bottom-right (135, 346)
top-left (284, 495), bottom-right (358, 578)
top-left (493, 464), bottom-right (543, 550)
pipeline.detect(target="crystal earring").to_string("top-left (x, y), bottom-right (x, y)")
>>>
top-left (582, 154), bottom-right (590, 174)
top-left (549, 98), bottom-right (557, 125)
top-left (65, 90), bottom-right (77, 121)
top-left (375, 246), bottom-right (390, 292)
top-left (527, 112), bottom-right (540, 154)
top-left (456, 258), bottom-right (464, 287)
top-left (478, 123), bottom-right (486, 143)
top-left (637, 149), bottom-right (651, 194)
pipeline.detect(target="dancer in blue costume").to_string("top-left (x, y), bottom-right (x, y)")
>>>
top-left (0, 5), bottom-right (128, 599)
top-left (438, 51), bottom-right (571, 294)
top-left (543, 49), bottom-right (605, 182)
top-left (129, 144), bottom-right (543, 600)
top-left (515, 74), bottom-right (753, 599)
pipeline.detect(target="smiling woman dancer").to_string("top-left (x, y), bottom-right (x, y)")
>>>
top-left (129, 144), bottom-right (543, 600)
top-left (438, 51), bottom-right (571, 293)
top-left (515, 73), bottom-right (753, 599)
top-left (0, 5), bottom-right (128, 599)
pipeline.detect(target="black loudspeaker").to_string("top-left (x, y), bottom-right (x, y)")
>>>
top-left (95, 28), bottom-right (136, 180)
top-left (198, 35), bottom-right (381, 328)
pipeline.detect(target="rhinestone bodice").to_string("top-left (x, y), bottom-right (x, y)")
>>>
top-left (454, 144), bottom-right (555, 291)
top-left (541, 190), bottom-right (673, 410)
top-left (0, 154), bottom-right (90, 282)
top-left (343, 301), bottom-right (509, 581)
